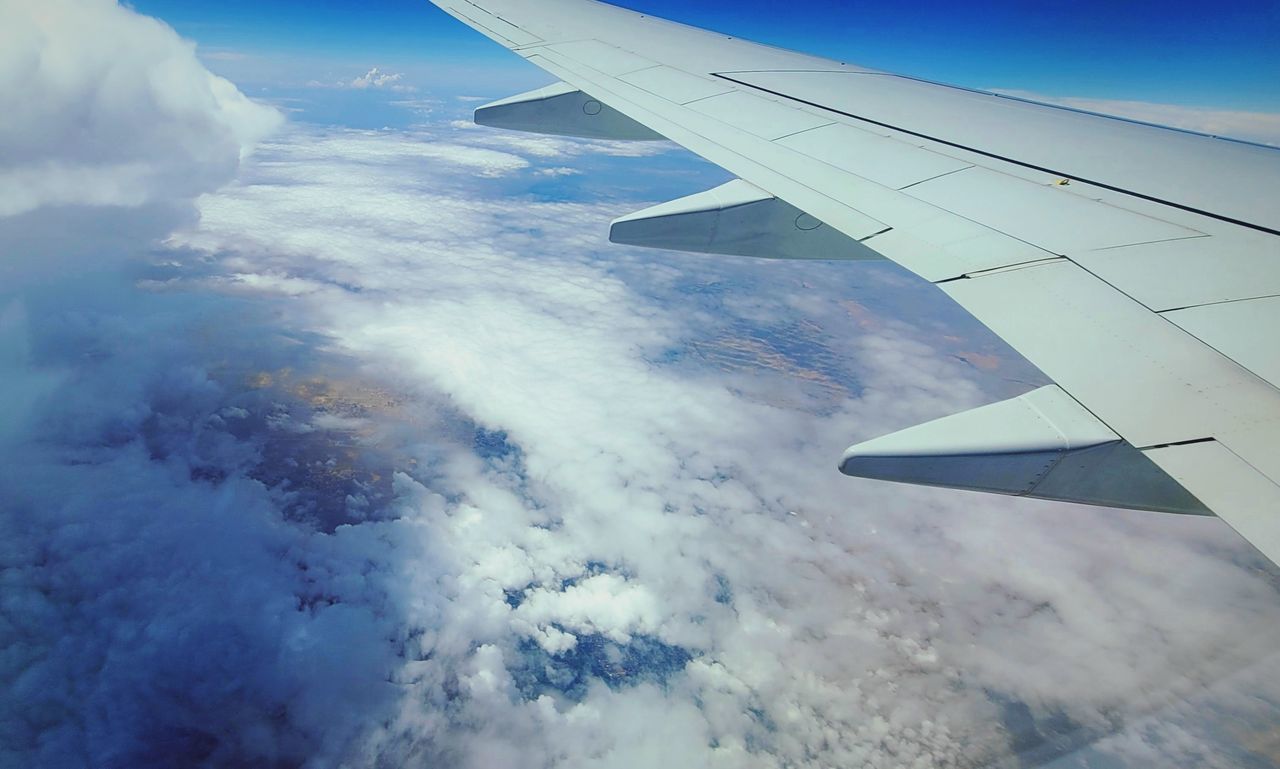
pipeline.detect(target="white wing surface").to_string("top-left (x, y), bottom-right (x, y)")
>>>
top-left (426, 0), bottom-right (1280, 564)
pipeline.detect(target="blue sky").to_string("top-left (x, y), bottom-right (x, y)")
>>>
top-left (133, 0), bottom-right (1280, 108)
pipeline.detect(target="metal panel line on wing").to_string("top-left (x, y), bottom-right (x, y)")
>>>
top-left (712, 73), bottom-right (1280, 237)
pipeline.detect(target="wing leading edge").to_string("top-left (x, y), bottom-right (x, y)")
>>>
top-left (426, 0), bottom-right (1280, 566)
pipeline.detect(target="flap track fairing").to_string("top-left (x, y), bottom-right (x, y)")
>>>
top-left (609, 179), bottom-right (883, 261)
top-left (475, 82), bottom-right (666, 141)
top-left (840, 385), bottom-right (1210, 515)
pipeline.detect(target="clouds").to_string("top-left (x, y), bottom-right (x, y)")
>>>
top-left (0, 0), bottom-right (281, 218)
top-left (310, 67), bottom-right (418, 93)
top-left (156, 122), bottom-right (1280, 766)
top-left (350, 66), bottom-right (414, 92)
top-left (0, 287), bottom-right (421, 767)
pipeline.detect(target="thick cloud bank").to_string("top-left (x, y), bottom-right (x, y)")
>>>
top-left (0, 0), bottom-right (281, 217)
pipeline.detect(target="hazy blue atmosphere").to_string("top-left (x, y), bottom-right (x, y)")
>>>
top-left (132, 0), bottom-right (1280, 108)
top-left (1, 1), bottom-right (1278, 767)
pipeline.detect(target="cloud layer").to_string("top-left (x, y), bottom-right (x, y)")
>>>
top-left (7, 115), bottom-right (1274, 767)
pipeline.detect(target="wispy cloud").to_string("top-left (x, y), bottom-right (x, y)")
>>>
top-left (535, 166), bottom-right (582, 177)
top-left (994, 89), bottom-right (1280, 145)
top-left (199, 48), bottom-right (253, 62)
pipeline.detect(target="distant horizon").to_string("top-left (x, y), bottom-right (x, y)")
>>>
top-left (130, 0), bottom-right (1280, 145)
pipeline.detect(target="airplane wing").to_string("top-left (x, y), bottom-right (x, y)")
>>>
top-left (426, 0), bottom-right (1280, 565)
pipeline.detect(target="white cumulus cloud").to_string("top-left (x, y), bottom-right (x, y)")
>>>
top-left (351, 66), bottom-right (414, 91)
top-left (0, 0), bottom-right (282, 218)
top-left (311, 67), bottom-right (418, 93)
